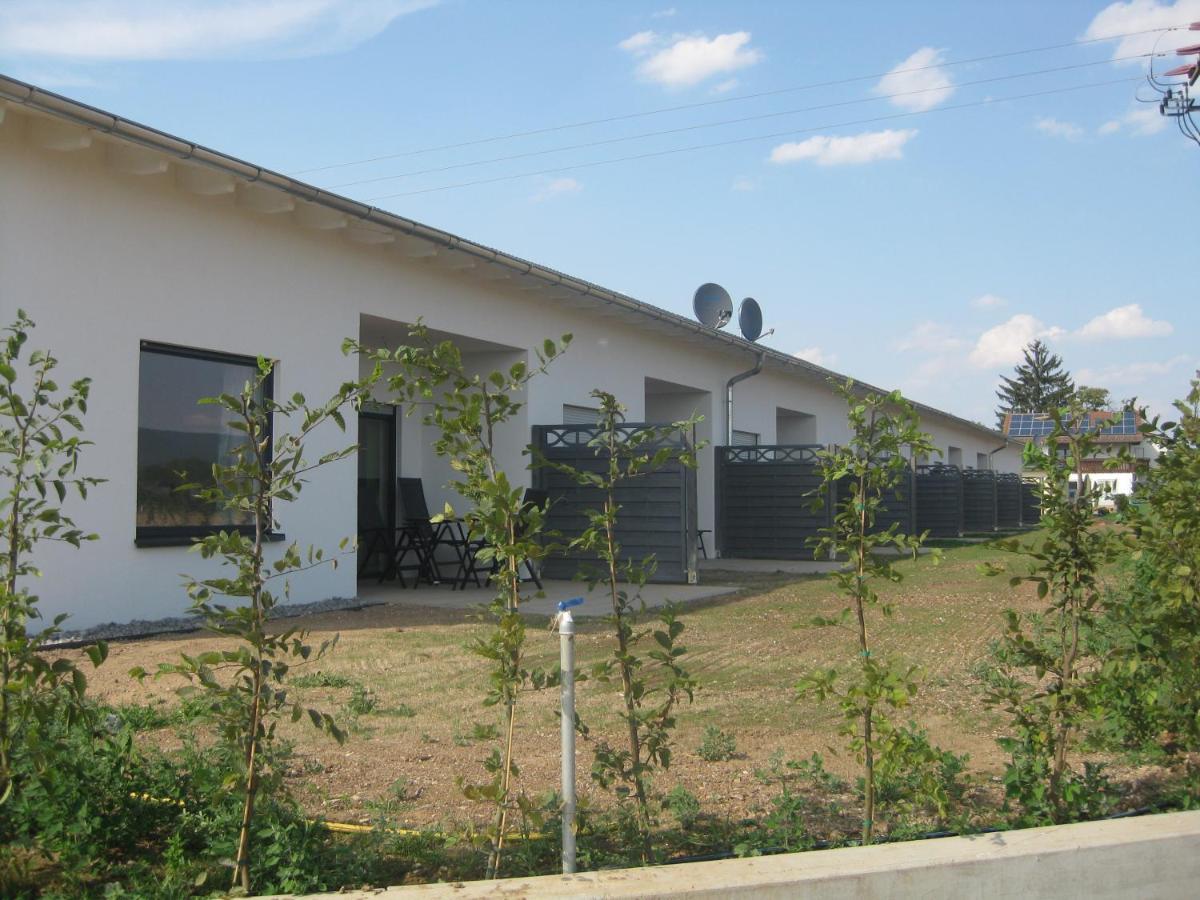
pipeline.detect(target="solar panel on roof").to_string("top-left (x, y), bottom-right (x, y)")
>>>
top-left (1006, 413), bottom-right (1056, 437)
top-left (1008, 417), bottom-right (1056, 439)
top-left (1005, 411), bottom-right (1139, 438)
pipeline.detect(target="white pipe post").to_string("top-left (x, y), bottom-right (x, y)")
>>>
top-left (557, 597), bottom-right (582, 874)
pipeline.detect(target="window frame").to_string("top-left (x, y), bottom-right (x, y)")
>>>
top-left (134, 340), bottom-right (282, 548)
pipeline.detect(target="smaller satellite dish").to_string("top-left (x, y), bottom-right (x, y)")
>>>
top-left (693, 283), bottom-right (733, 329)
top-left (738, 298), bottom-right (763, 342)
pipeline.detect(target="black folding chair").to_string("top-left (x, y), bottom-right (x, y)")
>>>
top-left (356, 480), bottom-right (395, 581)
top-left (358, 481), bottom-right (424, 587)
top-left (455, 488), bottom-right (548, 591)
top-left (396, 477), bottom-right (471, 585)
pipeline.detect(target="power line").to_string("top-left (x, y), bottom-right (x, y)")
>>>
top-left (334, 53), bottom-right (1152, 189)
top-left (367, 75), bottom-right (1140, 201)
top-left (296, 24), bottom-right (1183, 176)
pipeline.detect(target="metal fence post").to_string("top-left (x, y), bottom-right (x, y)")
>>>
top-left (556, 597), bottom-right (583, 874)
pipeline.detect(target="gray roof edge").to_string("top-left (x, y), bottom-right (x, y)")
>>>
top-left (0, 73), bottom-right (1010, 444)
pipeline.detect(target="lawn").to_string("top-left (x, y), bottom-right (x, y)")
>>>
top-left (74, 538), bottom-right (1148, 842)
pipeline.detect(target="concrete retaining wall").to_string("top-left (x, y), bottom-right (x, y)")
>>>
top-left (281, 810), bottom-right (1200, 899)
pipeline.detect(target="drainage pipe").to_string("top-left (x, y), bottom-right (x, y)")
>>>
top-left (726, 352), bottom-right (766, 445)
top-left (987, 440), bottom-right (1011, 470)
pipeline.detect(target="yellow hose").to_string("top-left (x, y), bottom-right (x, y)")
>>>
top-left (129, 792), bottom-right (544, 840)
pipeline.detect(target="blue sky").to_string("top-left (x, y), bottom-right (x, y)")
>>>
top-left (2, 0), bottom-right (1196, 425)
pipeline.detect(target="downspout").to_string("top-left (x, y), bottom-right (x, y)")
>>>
top-left (726, 352), bottom-right (766, 445)
top-left (987, 440), bottom-right (1010, 470)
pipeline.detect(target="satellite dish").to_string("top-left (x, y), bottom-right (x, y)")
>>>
top-left (738, 298), bottom-right (763, 342)
top-left (693, 283), bottom-right (733, 329)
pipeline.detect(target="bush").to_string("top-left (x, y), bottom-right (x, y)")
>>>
top-left (664, 785), bottom-right (701, 829)
top-left (0, 706), bottom-right (421, 897)
top-left (696, 726), bottom-right (737, 763)
top-left (870, 722), bottom-right (969, 823)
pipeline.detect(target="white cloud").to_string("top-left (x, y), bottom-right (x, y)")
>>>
top-left (1098, 104), bottom-right (1169, 136)
top-left (969, 314), bottom-right (1066, 368)
top-left (1076, 354), bottom-right (1190, 386)
top-left (0, 0), bottom-right (436, 61)
top-left (621, 30), bottom-right (763, 88)
top-left (794, 346), bottom-right (837, 367)
top-left (1076, 303), bottom-right (1173, 340)
top-left (769, 129), bottom-right (917, 166)
top-left (711, 78), bottom-right (740, 94)
top-left (875, 47), bottom-right (955, 112)
top-left (531, 176), bottom-right (582, 202)
top-left (971, 293), bottom-right (1008, 309)
top-left (1035, 117), bottom-right (1085, 140)
top-left (1083, 0), bottom-right (1200, 62)
top-left (731, 175), bottom-right (757, 192)
top-left (619, 30), bottom-right (657, 53)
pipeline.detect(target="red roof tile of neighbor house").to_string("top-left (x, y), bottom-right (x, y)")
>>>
top-left (1079, 459), bottom-right (1136, 474)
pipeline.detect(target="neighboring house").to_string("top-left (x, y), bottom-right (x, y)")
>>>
top-left (0, 76), bottom-right (1023, 628)
top-left (1001, 410), bottom-right (1156, 505)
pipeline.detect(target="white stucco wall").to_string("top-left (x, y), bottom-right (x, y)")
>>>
top-left (0, 104), bottom-right (1022, 627)
top-left (0, 112), bottom-right (362, 627)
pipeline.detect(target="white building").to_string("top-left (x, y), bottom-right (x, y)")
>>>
top-left (0, 77), bottom-right (1022, 628)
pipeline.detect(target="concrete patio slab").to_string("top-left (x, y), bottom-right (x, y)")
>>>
top-left (357, 578), bottom-right (738, 617)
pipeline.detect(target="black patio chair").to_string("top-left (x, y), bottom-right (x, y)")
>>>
top-left (396, 477), bottom-right (470, 585)
top-left (358, 480), bottom-right (424, 587)
top-left (356, 480), bottom-right (394, 580)
top-left (454, 488), bottom-right (549, 590)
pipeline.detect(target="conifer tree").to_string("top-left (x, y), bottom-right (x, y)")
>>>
top-left (995, 340), bottom-right (1074, 426)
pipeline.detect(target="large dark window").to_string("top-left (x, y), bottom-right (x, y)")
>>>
top-left (135, 342), bottom-right (272, 546)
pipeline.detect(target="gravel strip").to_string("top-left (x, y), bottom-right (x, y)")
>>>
top-left (44, 595), bottom-right (383, 648)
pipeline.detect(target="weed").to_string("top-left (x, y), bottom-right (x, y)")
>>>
top-left (471, 722), bottom-right (499, 741)
top-left (292, 671), bottom-right (358, 690)
top-left (696, 725), bottom-right (737, 763)
top-left (348, 684), bottom-right (378, 717)
top-left (789, 752), bottom-right (849, 794)
top-left (106, 702), bottom-right (171, 732)
top-left (664, 785), bottom-right (701, 829)
top-left (381, 703), bottom-right (417, 719)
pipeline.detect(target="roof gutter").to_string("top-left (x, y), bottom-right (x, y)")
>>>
top-left (0, 73), bottom-right (1009, 444)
